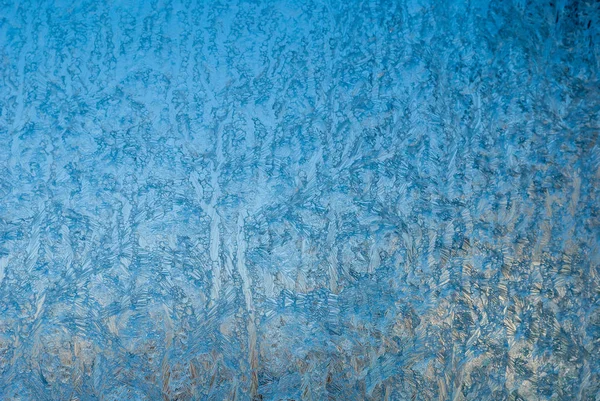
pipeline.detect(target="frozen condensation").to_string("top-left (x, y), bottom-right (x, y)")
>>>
top-left (0, 0), bottom-right (599, 400)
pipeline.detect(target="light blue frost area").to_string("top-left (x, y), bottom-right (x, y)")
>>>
top-left (0, 0), bottom-right (599, 400)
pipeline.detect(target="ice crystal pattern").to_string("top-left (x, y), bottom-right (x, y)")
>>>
top-left (0, 0), bottom-right (599, 400)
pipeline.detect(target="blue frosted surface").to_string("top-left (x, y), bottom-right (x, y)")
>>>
top-left (0, 0), bottom-right (599, 400)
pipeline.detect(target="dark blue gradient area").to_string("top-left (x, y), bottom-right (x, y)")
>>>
top-left (0, 0), bottom-right (599, 400)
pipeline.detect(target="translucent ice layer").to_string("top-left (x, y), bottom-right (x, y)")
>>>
top-left (0, 0), bottom-right (599, 400)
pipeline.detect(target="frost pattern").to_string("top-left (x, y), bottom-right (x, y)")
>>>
top-left (0, 0), bottom-right (599, 400)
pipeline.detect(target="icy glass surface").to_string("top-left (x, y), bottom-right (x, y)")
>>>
top-left (0, 0), bottom-right (599, 400)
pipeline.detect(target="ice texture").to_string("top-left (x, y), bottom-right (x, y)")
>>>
top-left (0, 0), bottom-right (599, 400)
